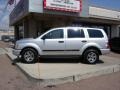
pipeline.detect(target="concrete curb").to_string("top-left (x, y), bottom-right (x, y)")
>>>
top-left (0, 48), bottom-right (7, 55)
top-left (74, 65), bottom-right (120, 81)
top-left (7, 52), bottom-right (120, 86)
top-left (31, 64), bottom-right (120, 86)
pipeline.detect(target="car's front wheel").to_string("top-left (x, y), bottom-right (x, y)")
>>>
top-left (83, 49), bottom-right (99, 64)
top-left (21, 48), bottom-right (38, 63)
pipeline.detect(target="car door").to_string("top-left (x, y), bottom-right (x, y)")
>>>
top-left (41, 29), bottom-right (65, 55)
top-left (65, 28), bottom-right (86, 55)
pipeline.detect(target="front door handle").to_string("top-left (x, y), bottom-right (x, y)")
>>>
top-left (81, 40), bottom-right (87, 43)
top-left (58, 41), bottom-right (64, 43)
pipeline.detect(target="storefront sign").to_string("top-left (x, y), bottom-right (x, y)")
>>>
top-left (44, 0), bottom-right (82, 12)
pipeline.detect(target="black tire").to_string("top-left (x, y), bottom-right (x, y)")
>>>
top-left (21, 48), bottom-right (38, 63)
top-left (83, 49), bottom-right (99, 64)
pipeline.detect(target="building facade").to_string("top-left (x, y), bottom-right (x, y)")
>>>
top-left (10, 0), bottom-right (120, 40)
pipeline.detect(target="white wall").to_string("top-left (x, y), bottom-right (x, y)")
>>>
top-left (89, 6), bottom-right (120, 21)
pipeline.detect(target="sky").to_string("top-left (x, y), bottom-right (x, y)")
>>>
top-left (91, 0), bottom-right (120, 11)
top-left (0, 0), bottom-right (10, 29)
top-left (0, 0), bottom-right (120, 30)
top-left (0, 0), bottom-right (19, 30)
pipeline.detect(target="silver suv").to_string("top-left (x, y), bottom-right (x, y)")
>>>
top-left (13, 27), bottom-right (110, 64)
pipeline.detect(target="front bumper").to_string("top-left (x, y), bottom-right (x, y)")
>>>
top-left (12, 49), bottom-right (21, 56)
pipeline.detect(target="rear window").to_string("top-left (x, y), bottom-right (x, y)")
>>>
top-left (68, 29), bottom-right (85, 38)
top-left (87, 29), bottom-right (104, 38)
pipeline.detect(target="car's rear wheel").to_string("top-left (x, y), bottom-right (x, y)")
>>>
top-left (21, 48), bottom-right (38, 63)
top-left (83, 49), bottom-right (99, 64)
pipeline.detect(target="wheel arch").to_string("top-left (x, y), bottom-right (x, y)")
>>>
top-left (20, 43), bottom-right (42, 56)
top-left (20, 47), bottom-right (39, 55)
top-left (82, 46), bottom-right (102, 56)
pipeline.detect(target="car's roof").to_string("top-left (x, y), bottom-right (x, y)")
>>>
top-left (51, 26), bottom-right (103, 30)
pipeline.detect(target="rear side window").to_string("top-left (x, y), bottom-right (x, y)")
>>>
top-left (68, 29), bottom-right (85, 38)
top-left (87, 29), bottom-right (104, 38)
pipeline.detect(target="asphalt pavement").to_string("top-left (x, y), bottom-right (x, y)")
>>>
top-left (0, 55), bottom-right (120, 90)
top-left (0, 41), bottom-right (120, 90)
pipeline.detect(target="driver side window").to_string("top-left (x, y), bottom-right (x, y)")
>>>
top-left (42, 29), bottom-right (63, 39)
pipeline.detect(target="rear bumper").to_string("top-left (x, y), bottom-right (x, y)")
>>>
top-left (12, 49), bottom-right (21, 56)
top-left (101, 49), bottom-right (110, 55)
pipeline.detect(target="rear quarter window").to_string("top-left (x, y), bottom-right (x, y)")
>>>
top-left (87, 29), bottom-right (104, 38)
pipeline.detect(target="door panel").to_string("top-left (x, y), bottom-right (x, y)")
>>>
top-left (41, 29), bottom-right (65, 55)
top-left (65, 29), bottom-right (86, 55)
top-left (65, 38), bottom-right (86, 55)
top-left (42, 39), bottom-right (65, 55)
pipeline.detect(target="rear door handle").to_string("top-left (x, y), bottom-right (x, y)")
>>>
top-left (58, 41), bottom-right (64, 43)
top-left (81, 40), bottom-right (87, 43)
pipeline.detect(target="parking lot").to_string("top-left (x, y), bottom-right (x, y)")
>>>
top-left (7, 54), bottom-right (120, 86)
top-left (0, 41), bottom-right (9, 48)
top-left (0, 54), bottom-right (120, 90)
top-left (0, 41), bottom-right (120, 89)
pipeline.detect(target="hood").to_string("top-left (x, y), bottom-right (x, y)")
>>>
top-left (16, 38), bottom-right (35, 43)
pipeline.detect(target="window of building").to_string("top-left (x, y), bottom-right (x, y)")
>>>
top-left (43, 29), bottom-right (63, 39)
top-left (19, 26), bottom-right (24, 39)
top-left (67, 29), bottom-right (85, 38)
top-left (87, 29), bottom-right (104, 38)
